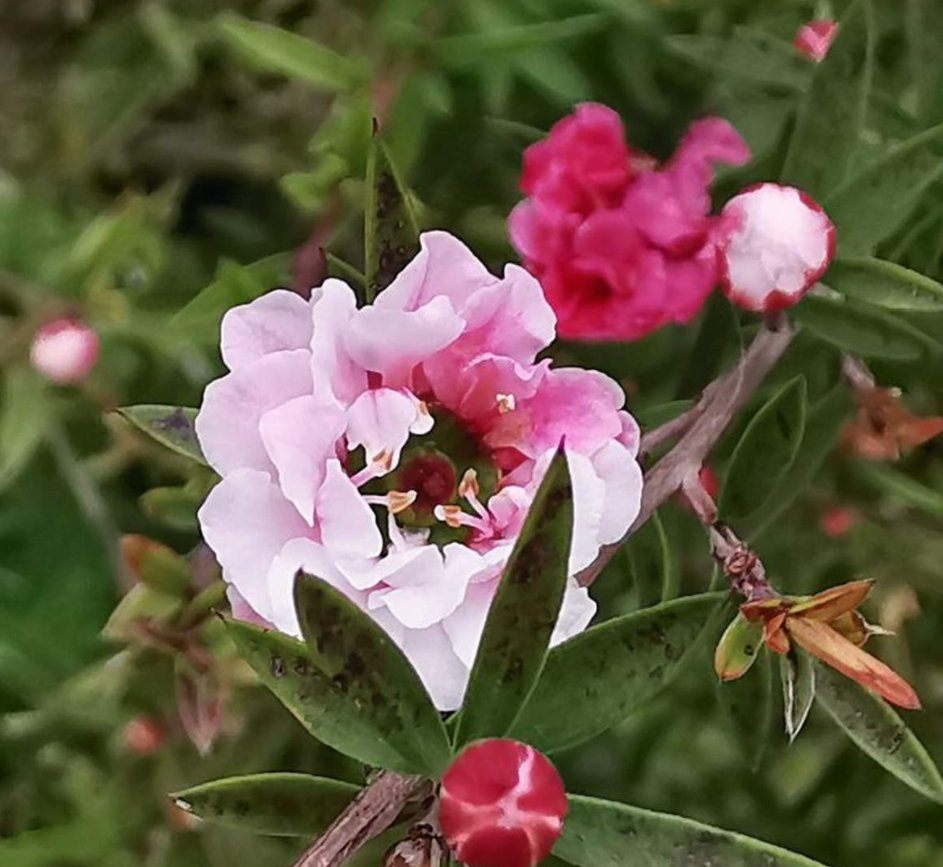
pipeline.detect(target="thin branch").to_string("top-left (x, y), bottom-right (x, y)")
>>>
top-left (578, 318), bottom-right (796, 588)
top-left (841, 353), bottom-right (876, 392)
top-left (291, 772), bottom-right (428, 867)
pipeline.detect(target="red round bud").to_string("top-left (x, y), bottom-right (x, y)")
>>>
top-left (439, 739), bottom-right (567, 867)
top-left (123, 715), bottom-right (166, 756)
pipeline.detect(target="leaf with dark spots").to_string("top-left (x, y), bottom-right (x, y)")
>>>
top-left (815, 663), bottom-right (943, 803)
top-left (363, 130), bottom-right (420, 301)
top-left (717, 648), bottom-right (774, 771)
top-left (171, 773), bottom-right (359, 837)
top-left (225, 620), bottom-right (437, 774)
top-left (455, 445), bottom-right (573, 746)
top-left (116, 405), bottom-right (206, 465)
top-left (292, 573), bottom-right (452, 777)
top-left (509, 593), bottom-right (724, 754)
top-left (556, 795), bottom-right (829, 867)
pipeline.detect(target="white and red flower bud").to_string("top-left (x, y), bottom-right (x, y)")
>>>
top-left (794, 19), bottom-right (838, 63)
top-left (717, 183), bottom-right (835, 313)
top-left (29, 318), bottom-right (99, 384)
top-left (439, 739), bottom-right (567, 867)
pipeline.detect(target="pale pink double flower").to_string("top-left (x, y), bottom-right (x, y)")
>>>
top-left (197, 232), bottom-right (643, 709)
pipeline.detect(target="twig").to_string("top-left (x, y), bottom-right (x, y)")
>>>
top-left (840, 353), bottom-right (876, 392)
top-left (578, 318), bottom-right (796, 587)
top-left (291, 772), bottom-right (427, 867)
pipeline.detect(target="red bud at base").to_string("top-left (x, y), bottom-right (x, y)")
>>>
top-left (439, 739), bottom-right (567, 867)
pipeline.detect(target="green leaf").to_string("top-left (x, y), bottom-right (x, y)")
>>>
top-left (139, 485), bottom-right (201, 531)
top-left (792, 293), bottom-right (939, 360)
top-left (431, 15), bottom-right (605, 66)
top-left (509, 594), bottom-right (724, 753)
top-left (721, 376), bottom-right (807, 522)
top-left (172, 254), bottom-right (292, 343)
top-left (226, 620), bottom-right (432, 774)
top-left (294, 573), bottom-right (452, 776)
top-left (116, 405), bottom-right (206, 465)
top-left (634, 400), bottom-right (694, 430)
top-left (855, 462), bottom-right (943, 517)
top-left (824, 122), bottom-right (943, 256)
top-left (556, 795), bottom-right (829, 867)
top-left (781, 0), bottom-right (874, 197)
top-left (0, 368), bottom-right (51, 490)
top-left (718, 648), bottom-right (773, 771)
top-left (171, 773), bottom-right (359, 837)
top-left (216, 13), bottom-right (364, 91)
top-left (815, 663), bottom-right (943, 803)
top-left (624, 510), bottom-right (674, 608)
top-left (746, 384), bottom-right (853, 539)
top-left (714, 614), bottom-right (764, 682)
top-left (456, 446), bottom-right (573, 746)
top-left (363, 132), bottom-right (420, 302)
top-left (826, 257), bottom-right (943, 312)
top-left (780, 651), bottom-right (816, 742)
top-left (102, 583), bottom-right (180, 643)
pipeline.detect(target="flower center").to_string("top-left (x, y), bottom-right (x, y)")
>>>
top-left (395, 448), bottom-right (457, 520)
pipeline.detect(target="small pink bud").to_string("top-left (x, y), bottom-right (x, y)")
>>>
top-left (698, 465), bottom-right (720, 500)
top-left (717, 182), bottom-right (835, 313)
top-left (123, 715), bottom-right (166, 756)
top-left (820, 505), bottom-right (858, 538)
top-left (29, 318), bottom-right (99, 384)
top-left (794, 19), bottom-right (838, 63)
top-left (439, 739), bottom-right (567, 867)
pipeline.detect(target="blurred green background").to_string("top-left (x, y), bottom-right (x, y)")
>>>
top-left (2, 1), bottom-right (943, 865)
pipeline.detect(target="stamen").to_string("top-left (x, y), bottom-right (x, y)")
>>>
top-left (496, 393), bottom-right (516, 414)
top-left (434, 504), bottom-right (491, 534)
top-left (349, 449), bottom-right (393, 488)
top-left (363, 490), bottom-right (417, 515)
top-left (458, 468), bottom-right (489, 520)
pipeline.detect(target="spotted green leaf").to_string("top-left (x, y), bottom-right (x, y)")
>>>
top-left (171, 773), bottom-right (359, 837)
top-left (456, 446), bottom-right (572, 746)
top-left (293, 573), bottom-right (452, 776)
top-left (556, 795), bottom-right (829, 867)
top-left (116, 405), bottom-right (205, 465)
top-left (717, 648), bottom-right (773, 771)
top-left (510, 593), bottom-right (724, 754)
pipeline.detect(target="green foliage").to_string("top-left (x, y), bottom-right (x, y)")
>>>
top-left (780, 651), bottom-right (816, 743)
top-left (827, 258), bottom-right (943, 312)
top-left (117, 405), bottom-right (206, 465)
top-left (717, 648), bottom-right (774, 771)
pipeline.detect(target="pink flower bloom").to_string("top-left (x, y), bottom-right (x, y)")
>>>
top-left (509, 104), bottom-right (749, 342)
top-left (29, 318), bottom-right (99, 384)
top-left (439, 739), bottom-right (567, 867)
top-left (196, 232), bottom-right (643, 710)
top-left (794, 19), bottom-right (838, 63)
top-left (716, 183), bottom-right (835, 313)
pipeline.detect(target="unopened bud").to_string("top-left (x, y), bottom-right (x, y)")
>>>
top-left (30, 318), bottom-right (99, 384)
top-left (439, 739), bottom-right (567, 867)
top-left (123, 715), bottom-right (166, 756)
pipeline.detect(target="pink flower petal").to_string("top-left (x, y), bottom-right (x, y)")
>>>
top-left (346, 388), bottom-right (433, 470)
top-left (551, 581), bottom-right (597, 645)
top-left (196, 350), bottom-right (313, 474)
top-left (400, 624), bottom-right (470, 711)
top-left (795, 19), bottom-right (838, 63)
top-left (592, 440), bottom-right (643, 544)
top-left (309, 280), bottom-right (367, 405)
top-left (718, 182), bottom-right (835, 313)
top-left (317, 460), bottom-right (383, 572)
top-left (221, 289), bottom-right (313, 371)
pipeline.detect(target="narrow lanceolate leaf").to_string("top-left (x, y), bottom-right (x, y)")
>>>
top-left (116, 405), bottom-right (206, 465)
top-left (824, 122), bottom-right (943, 256)
top-left (293, 574), bottom-right (451, 776)
top-left (0, 368), bottom-right (50, 489)
top-left (456, 447), bottom-right (572, 746)
top-left (721, 376), bottom-right (806, 522)
top-left (556, 796), bottom-right (829, 867)
top-left (217, 13), bottom-right (365, 91)
top-left (171, 773), bottom-right (359, 837)
top-left (815, 663), bottom-right (943, 803)
top-left (363, 132), bottom-right (420, 301)
top-left (509, 594), bottom-right (724, 754)
top-left (717, 648), bottom-right (774, 771)
top-left (714, 614), bottom-right (764, 682)
top-left (780, 651), bottom-right (816, 741)
top-left (827, 258), bottom-right (943, 313)
top-left (625, 510), bottom-right (674, 608)
top-left (792, 294), bottom-right (939, 361)
top-left (225, 620), bottom-right (443, 775)
top-left (781, 0), bottom-right (874, 197)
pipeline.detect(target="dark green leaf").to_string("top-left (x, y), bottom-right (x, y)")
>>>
top-left (139, 485), bottom-right (201, 531)
top-left (363, 132), bottom-right (420, 302)
top-left (825, 122), bottom-right (943, 256)
top-left (172, 773), bottom-right (359, 837)
top-left (0, 368), bottom-right (51, 490)
top-left (747, 384), bottom-right (853, 539)
top-left (172, 254), bottom-right (292, 344)
top-left (780, 650), bottom-right (816, 742)
top-left (624, 510), bottom-right (674, 608)
top-left (217, 14), bottom-right (365, 91)
top-left (634, 400), bottom-right (694, 430)
top-left (294, 573), bottom-right (451, 776)
top-left (781, 0), bottom-right (874, 197)
top-left (226, 620), bottom-right (433, 773)
top-left (792, 293), bottom-right (939, 360)
top-left (556, 795), bottom-right (829, 867)
top-left (827, 257), bottom-right (943, 312)
top-left (116, 405), bottom-right (206, 465)
top-left (510, 594), bottom-right (724, 753)
top-left (855, 462), bottom-right (943, 517)
top-left (718, 649), bottom-right (773, 771)
top-left (815, 663), bottom-right (943, 803)
top-left (456, 447), bottom-right (572, 746)
top-left (721, 376), bottom-right (806, 522)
